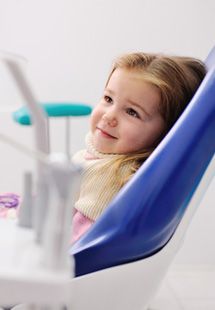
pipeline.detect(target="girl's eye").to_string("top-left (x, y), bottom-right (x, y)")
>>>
top-left (126, 108), bottom-right (140, 118)
top-left (104, 95), bottom-right (113, 104)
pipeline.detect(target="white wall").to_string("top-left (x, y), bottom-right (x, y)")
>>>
top-left (0, 0), bottom-right (214, 265)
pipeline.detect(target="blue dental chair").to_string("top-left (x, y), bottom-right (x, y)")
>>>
top-left (67, 46), bottom-right (215, 309)
top-left (71, 45), bottom-right (215, 276)
top-left (12, 46), bottom-right (215, 310)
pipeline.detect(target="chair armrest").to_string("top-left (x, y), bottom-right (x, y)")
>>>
top-left (12, 102), bottom-right (92, 125)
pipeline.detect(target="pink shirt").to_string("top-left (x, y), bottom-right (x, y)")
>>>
top-left (72, 209), bottom-right (94, 243)
top-left (72, 149), bottom-right (97, 243)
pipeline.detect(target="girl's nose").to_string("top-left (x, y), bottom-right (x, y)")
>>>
top-left (102, 113), bottom-right (118, 127)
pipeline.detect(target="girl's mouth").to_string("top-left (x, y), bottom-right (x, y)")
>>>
top-left (97, 128), bottom-right (117, 139)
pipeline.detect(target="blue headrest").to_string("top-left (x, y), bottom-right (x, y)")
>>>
top-left (71, 47), bottom-right (215, 277)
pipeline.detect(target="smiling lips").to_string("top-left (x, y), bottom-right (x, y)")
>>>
top-left (97, 127), bottom-right (117, 139)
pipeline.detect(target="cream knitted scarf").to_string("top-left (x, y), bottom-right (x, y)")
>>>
top-left (72, 133), bottom-right (131, 220)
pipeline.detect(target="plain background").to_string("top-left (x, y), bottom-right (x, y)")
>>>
top-left (0, 0), bottom-right (214, 266)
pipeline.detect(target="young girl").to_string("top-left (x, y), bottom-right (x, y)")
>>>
top-left (72, 52), bottom-right (206, 242)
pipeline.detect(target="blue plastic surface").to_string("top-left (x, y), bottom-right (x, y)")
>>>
top-left (71, 47), bottom-right (215, 277)
top-left (13, 102), bottom-right (92, 125)
top-left (205, 45), bottom-right (215, 70)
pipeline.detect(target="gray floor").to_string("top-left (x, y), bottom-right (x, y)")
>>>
top-left (149, 265), bottom-right (215, 310)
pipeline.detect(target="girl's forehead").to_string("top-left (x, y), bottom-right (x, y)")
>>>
top-left (107, 68), bottom-right (161, 114)
top-left (107, 68), bottom-right (159, 95)
top-left (107, 68), bottom-right (154, 89)
top-left (111, 67), bottom-right (144, 79)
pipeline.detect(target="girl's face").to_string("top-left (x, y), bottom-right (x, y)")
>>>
top-left (90, 68), bottom-right (166, 154)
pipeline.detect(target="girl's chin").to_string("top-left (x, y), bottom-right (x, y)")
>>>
top-left (92, 133), bottom-right (116, 154)
top-left (94, 141), bottom-right (113, 154)
top-left (95, 144), bottom-right (112, 154)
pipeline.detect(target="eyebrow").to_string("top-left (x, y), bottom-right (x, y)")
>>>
top-left (127, 99), bottom-right (151, 117)
top-left (105, 88), bottom-right (151, 117)
top-left (105, 88), bottom-right (114, 94)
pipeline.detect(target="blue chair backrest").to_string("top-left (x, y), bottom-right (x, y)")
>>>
top-left (205, 45), bottom-right (215, 70)
top-left (71, 47), bottom-right (215, 277)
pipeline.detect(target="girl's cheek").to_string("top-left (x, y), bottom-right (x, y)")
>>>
top-left (90, 110), bottom-right (99, 130)
top-left (93, 106), bottom-right (103, 119)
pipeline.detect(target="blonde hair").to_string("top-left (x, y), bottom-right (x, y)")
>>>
top-left (103, 52), bottom-right (206, 187)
